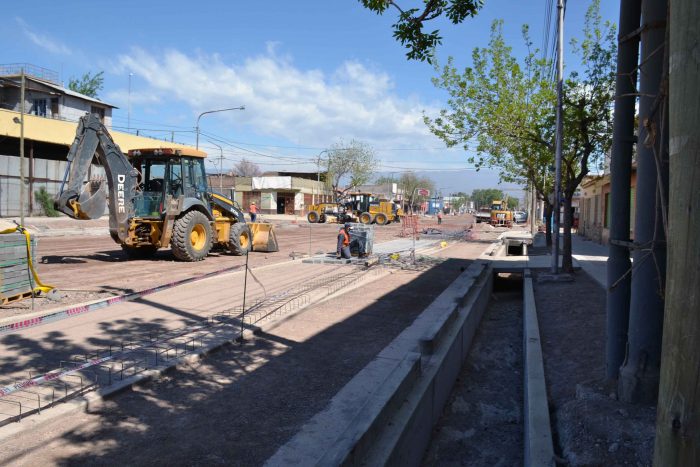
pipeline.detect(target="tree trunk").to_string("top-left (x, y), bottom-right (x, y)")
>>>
top-left (544, 202), bottom-right (553, 247)
top-left (653, 0), bottom-right (700, 462)
top-left (606, 0), bottom-right (640, 382)
top-left (561, 195), bottom-right (573, 273)
top-left (619, 0), bottom-right (669, 404)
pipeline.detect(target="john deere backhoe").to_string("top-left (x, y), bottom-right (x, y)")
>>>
top-left (54, 113), bottom-right (278, 261)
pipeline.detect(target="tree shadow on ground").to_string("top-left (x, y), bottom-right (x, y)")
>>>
top-left (1, 256), bottom-right (473, 466)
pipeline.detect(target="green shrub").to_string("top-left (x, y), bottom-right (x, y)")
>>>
top-left (34, 187), bottom-right (60, 217)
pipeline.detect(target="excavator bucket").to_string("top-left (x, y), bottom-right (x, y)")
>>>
top-left (249, 222), bottom-right (279, 252)
top-left (73, 180), bottom-right (107, 220)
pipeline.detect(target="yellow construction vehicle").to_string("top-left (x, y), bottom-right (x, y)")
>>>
top-left (306, 203), bottom-right (344, 223)
top-left (490, 200), bottom-right (514, 227)
top-left (344, 192), bottom-right (404, 225)
top-left (55, 113), bottom-right (278, 261)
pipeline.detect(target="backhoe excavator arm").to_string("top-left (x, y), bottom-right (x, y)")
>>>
top-left (55, 113), bottom-right (139, 243)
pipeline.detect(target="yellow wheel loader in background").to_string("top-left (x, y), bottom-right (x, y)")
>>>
top-left (306, 203), bottom-right (342, 223)
top-left (344, 192), bottom-right (403, 225)
top-left (55, 113), bottom-right (278, 261)
top-left (489, 200), bottom-right (514, 227)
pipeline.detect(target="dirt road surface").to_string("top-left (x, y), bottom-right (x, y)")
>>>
top-left (0, 224), bottom-right (488, 466)
top-left (3, 216), bottom-right (472, 318)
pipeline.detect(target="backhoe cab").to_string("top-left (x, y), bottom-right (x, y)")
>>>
top-left (55, 113), bottom-right (278, 261)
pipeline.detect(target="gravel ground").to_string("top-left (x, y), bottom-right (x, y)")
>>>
top-left (423, 274), bottom-right (524, 466)
top-left (533, 269), bottom-right (656, 466)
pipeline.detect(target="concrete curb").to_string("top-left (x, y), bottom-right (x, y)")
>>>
top-left (523, 269), bottom-right (555, 466)
top-left (267, 260), bottom-right (493, 466)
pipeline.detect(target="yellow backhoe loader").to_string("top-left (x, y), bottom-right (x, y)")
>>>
top-left (54, 113), bottom-right (278, 261)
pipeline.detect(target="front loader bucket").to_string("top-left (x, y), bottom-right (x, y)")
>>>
top-left (74, 180), bottom-right (107, 219)
top-left (249, 222), bottom-right (279, 252)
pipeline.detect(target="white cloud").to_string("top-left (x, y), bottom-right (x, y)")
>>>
top-left (15, 17), bottom-right (71, 56)
top-left (112, 47), bottom-right (440, 150)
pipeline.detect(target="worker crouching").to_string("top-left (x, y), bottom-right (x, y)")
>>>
top-left (337, 223), bottom-right (352, 259)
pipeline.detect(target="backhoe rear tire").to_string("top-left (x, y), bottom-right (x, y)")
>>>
top-left (121, 245), bottom-right (159, 259)
top-left (171, 211), bottom-right (213, 262)
top-left (229, 222), bottom-right (252, 256)
top-left (359, 212), bottom-right (372, 224)
top-left (307, 211), bottom-right (319, 223)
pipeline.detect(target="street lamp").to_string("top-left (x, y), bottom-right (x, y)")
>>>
top-left (207, 140), bottom-right (225, 192)
top-left (195, 106), bottom-right (245, 150)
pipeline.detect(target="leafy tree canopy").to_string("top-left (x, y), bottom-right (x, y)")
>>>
top-left (471, 188), bottom-right (504, 209)
top-left (68, 71), bottom-right (104, 98)
top-left (325, 140), bottom-right (378, 200)
top-left (359, 0), bottom-right (483, 63)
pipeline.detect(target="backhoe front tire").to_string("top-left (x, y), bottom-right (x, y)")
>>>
top-left (171, 211), bottom-right (213, 262)
top-left (307, 211), bottom-right (319, 223)
top-left (229, 222), bottom-right (252, 256)
top-left (375, 213), bottom-right (388, 225)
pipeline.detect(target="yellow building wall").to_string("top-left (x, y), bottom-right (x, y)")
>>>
top-left (0, 109), bottom-right (202, 155)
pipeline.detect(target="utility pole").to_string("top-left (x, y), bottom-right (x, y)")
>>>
top-left (207, 140), bottom-right (224, 192)
top-left (654, 0), bottom-right (700, 462)
top-left (19, 69), bottom-right (26, 226)
top-left (127, 72), bottom-right (133, 131)
top-left (551, 0), bottom-right (564, 274)
top-left (618, 0), bottom-right (669, 404)
top-left (605, 0), bottom-right (641, 381)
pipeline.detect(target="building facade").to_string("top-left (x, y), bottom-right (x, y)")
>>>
top-left (578, 171), bottom-right (637, 245)
top-left (0, 65), bottom-right (199, 217)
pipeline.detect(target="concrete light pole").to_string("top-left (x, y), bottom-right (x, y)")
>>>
top-left (195, 106), bottom-right (245, 150)
top-left (19, 69), bottom-right (26, 226)
top-left (551, 0), bottom-right (565, 274)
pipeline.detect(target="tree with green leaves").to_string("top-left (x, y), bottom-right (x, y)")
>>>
top-left (374, 171), bottom-right (435, 210)
top-left (68, 71), bottom-right (104, 98)
top-left (470, 188), bottom-right (504, 210)
top-left (425, 1), bottom-right (615, 272)
top-left (359, 0), bottom-right (483, 63)
top-left (325, 140), bottom-right (378, 201)
top-left (397, 171), bottom-right (435, 211)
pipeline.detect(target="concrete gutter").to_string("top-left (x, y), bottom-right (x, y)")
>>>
top-left (523, 269), bottom-right (555, 466)
top-left (267, 260), bottom-right (493, 466)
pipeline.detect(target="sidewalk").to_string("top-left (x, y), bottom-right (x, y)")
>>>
top-left (571, 233), bottom-right (608, 289)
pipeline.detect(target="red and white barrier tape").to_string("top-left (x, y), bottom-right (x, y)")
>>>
top-left (0, 264), bottom-right (244, 335)
top-left (0, 355), bottom-right (112, 398)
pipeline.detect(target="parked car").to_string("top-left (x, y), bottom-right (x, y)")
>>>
top-left (514, 211), bottom-right (528, 223)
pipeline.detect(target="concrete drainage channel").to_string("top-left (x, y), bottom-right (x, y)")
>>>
top-left (268, 238), bottom-right (555, 466)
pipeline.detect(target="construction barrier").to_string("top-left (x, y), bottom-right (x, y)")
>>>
top-left (0, 226), bottom-right (54, 305)
top-left (400, 214), bottom-right (420, 238)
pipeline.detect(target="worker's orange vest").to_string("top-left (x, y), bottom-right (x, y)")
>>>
top-left (340, 229), bottom-right (350, 246)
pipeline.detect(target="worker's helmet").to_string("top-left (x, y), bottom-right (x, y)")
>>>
top-left (344, 223), bottom-right (353, 230)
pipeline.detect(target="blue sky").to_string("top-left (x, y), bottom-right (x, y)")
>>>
top-left (3, 0), bottom-right (618, 198)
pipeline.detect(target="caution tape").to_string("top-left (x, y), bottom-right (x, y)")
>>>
top-left (0, 355), bottom-right (112, 398)
top-left (0, 264), bottom-right (244, 336)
